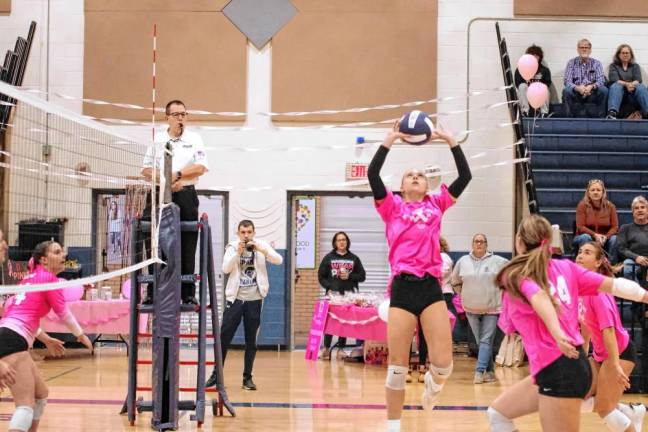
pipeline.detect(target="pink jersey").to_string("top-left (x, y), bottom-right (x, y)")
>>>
top-left (0, 265), bottom-right (72, 347)
top-left (581, 293), bottom-right (629, 363)
top-left (498, 259), bottom-right (605, 378)
top-left (375, 184), bottom-right (454, 280)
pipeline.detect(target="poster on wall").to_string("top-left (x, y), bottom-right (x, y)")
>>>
top-left (295, 198), bottom-right (316, 269)
top-left (105, 195), bottom-right (127, 265)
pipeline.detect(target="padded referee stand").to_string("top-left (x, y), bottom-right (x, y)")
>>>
top-left (150, 203), bottom-right (182, 429)
top-left (124, 144), bottom-right (234, 429)
top-left (123, 210), bottom-right (235, 430)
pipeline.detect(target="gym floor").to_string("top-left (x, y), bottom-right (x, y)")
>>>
top-left (3, 347), bottom-right (647, 431)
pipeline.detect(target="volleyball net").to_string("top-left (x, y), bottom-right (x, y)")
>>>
top-left (0, 81), bottom-right (162, 297)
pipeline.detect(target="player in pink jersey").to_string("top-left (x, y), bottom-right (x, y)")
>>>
top-left (0, 241), bottom-right (92, 432)
top-left (487, 215), bottom-right (648, 432)
top-left (577, 241), bottom-right (645, 432)
top-left (368, 121), bottom-right (471, 432)
top-left (0, 229), bottom-right (17, 392)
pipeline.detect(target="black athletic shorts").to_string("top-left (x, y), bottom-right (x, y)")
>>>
top-left (620, 339), bottom-right (637, 363)
top-left (0, 327), bottom-right (28, 358)
top-left (591, 339), bottom-right (637, 365)
top-left (390, 273), bottom-right (444, 317)
top-left (536, 347), bottom-right (591, 398)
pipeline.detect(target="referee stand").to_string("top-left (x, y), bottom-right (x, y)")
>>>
top-left (122, 145), bottom-right (234, 430)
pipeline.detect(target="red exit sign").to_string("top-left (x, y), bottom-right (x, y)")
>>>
top-left (346, 162), bottom-right (368, 181)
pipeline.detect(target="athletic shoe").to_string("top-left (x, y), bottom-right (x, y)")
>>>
top-left (422, 371), bottom-right (440, 410)
top-left (242, 378), bottom-right (257, 391)
top-left (182, 297), bottom-right (199, 306)
top-left (629, 403), bottom-right (646, 432)
top-left (318, 348), bottom-right (331, 361)
top-left (483, 371), bottom-right (496, 383)
top-left (417, 367), bottom-right (426, 383)
top-left (205, 371), bottom-right (218, 388)
top-left (473, 371), bottom-right (484, 384)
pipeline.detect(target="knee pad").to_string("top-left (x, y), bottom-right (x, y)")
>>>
top-left (9, 406), bottom-right (33, 432)
top-left (487, 407), bottom-right (516, 432)
top-left (385, 365), bottom-right (408, 390)
top-left (430, 362), bottom-right (453, 379)
top-left (33, 398), bottom-right (47, 420)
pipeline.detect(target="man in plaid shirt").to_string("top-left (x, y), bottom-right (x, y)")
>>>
top-left (562, 38), bottom-right (608, 118)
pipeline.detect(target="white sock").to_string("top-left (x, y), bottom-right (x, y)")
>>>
top-left (428, 372), bottom-right (445, 393)
top-left (581, 397), bottom-right (594, 413)
top-left (603, 409), bottom-right (632, 432)
top-left (618, 403), bottom-right (633, 418)
top-left (487, 407), bottom-right (517, 432)
top-left (387, 419), bottom-right (401, 432)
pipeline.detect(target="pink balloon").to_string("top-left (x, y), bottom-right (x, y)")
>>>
top-left (122, 278), bottom-right (131, 299)
top-left (517, 54), bottom-right (539, 81)
top-left (527, 82), bottom-right (549, 109)
top-left (59, 278), bottom-right (84, 302)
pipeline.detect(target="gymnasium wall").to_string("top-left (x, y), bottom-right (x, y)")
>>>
top-left (514, 1), bottom-right (648, 18)
top-left (4, 1), bottom-right (648, 251)
top-left (4, 1), bottom-right (648, 345)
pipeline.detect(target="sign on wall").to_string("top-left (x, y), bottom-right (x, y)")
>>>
top-left (345, 162), bottom-right (368, 181)
top-left (295, 197), bottom-right (316, 269)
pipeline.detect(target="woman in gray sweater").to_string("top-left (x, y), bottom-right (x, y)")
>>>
top-left (607, 44), bottom-right (648, 119)
top-left (451, 234), bottom-right (508, 384)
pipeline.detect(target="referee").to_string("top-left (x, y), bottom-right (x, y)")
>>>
top-left (141, 99), bottom-right (209, 305)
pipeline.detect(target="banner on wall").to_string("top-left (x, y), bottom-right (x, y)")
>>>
top-left (295, 197), bottom-right (316, 269)
top-left (105, 195), bottom-right (127, 265)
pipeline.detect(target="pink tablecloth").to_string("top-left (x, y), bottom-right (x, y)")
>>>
top-left (323, 304), bottom-right (456, 343)
top-left (42, 300), bottom-right (146, 334)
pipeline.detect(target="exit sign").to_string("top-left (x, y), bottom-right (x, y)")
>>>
top-left (345, 162), bottom-right (368, 181)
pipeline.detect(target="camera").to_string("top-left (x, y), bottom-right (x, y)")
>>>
top-left (245, 241), bottom-right (255, 252)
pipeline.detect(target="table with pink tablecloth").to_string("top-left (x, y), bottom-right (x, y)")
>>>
top-left (324, 303), bottom-right (456, 343)
top-left (42, 299), bottom-right (146, 334)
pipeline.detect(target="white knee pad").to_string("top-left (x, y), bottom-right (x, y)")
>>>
top-left (430, 362), bottom-right (453, 379)
top-left (9, 406), bottom-right (33, 432)
top-left (385, 365), bottom-right (408, 390)
top-left (33, 398), bottom-right (47, 420)
top-left (487, 407), bottom-right (516, 432)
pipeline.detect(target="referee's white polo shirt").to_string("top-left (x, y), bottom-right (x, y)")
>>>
top-left (142, 128), bottom-right (210, 186)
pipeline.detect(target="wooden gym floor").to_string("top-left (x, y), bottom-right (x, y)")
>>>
top-left (1, 346), bottom-right (647, 431)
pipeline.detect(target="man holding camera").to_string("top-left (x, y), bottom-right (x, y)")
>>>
top-left (206, 219), bottom-right (283, 391)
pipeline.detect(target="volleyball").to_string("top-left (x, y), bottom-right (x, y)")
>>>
top-left (398, 110), bottom-right (435, 145)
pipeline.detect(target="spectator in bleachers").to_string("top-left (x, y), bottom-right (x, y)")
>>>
top-left (515, 45), bottom-right (552, 117)
top-left (606, 43), bottom-right (648, 119)
top-left (617, 196), bottom-right (648, 284)
top-left (563, 38), bottom-right (608, 118)
top-left (573, 179), bottom-right (619, 263)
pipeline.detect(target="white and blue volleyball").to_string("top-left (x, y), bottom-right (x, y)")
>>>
top-left (398, 110), bottom-right (435, 145)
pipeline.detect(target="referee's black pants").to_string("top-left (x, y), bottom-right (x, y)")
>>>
top-left (143, 185), bottom-right (199, 300)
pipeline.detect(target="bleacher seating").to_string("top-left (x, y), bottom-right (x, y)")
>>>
top-left (524, 117), bottom-right (647, 238)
